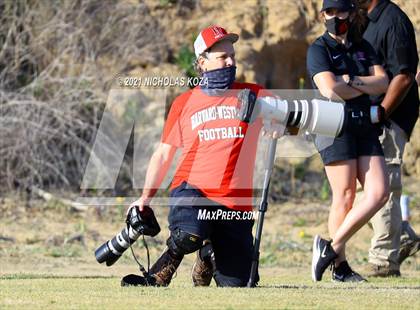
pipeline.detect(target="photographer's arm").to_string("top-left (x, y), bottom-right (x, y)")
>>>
top-left (313, 71), bottom-right (363, 100)
top-left (128, 142), bottom-right (177, 212)
top-left (341, 65), bottom-right (389, 95)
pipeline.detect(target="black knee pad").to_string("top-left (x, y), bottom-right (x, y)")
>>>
top-left (167, 229), bottom-right (202, 257)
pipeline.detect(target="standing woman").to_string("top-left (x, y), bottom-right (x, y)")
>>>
top-left (307, 0), bottom-right (389, 282)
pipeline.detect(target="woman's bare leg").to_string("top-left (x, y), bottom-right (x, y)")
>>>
top-left (331, 156), bottom-right (389, 253)
top-left (324, 159), bottom-right (357, 265)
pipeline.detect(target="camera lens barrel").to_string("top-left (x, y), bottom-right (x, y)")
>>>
top-left (256, 96), bottom-right (344, 138)
top-left (308, 99), bottom-right (344, 137)
top-left (95, 242), bottom-right (120, 266)
top-left (95, 225), bottom-right (141, 266)
top-left (287, 100), bottom-right (305, 127)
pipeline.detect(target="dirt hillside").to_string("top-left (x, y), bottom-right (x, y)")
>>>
top-left (143, 0), bottom-right (420, 176)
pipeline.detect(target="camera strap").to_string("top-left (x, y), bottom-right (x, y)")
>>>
top-left (126, 222), bottom-right (151, 284)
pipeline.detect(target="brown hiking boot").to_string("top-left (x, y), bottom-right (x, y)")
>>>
top-left (191, 240), bottom-right (214, 286)
top-left (367, 264), bottom-right (401, 277)
top-left (149, 248), bottom-right (183, 286)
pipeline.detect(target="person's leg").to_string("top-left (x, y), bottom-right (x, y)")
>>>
top-left (123, 182), bottom-right (210, 287)
top-left (313, 155), bottom-right (388, 282)
top-left (312, 130), bottom-right (358, 281)
top-left (211, 208), bottom-right (255, 287)
top-left (331, 155), bottom-right (389, 253)
top-left (324, 159), bottom-right (358, 266)
top-left (369, 122), bottom-right (406, 275)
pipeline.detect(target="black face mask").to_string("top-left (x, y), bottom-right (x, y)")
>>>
top-left (325, 17), bottom-right (350, 36)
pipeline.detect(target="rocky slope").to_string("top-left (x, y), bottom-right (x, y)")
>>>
top-left (141, 0), bottom-right (420, 176)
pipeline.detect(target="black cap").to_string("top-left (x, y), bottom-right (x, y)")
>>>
top-left (321, 0), bottom-right (354, 12)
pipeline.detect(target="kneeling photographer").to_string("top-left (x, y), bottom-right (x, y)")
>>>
top-left (307, 0), bottom-right (390, 283)
top-left (120, 26), bottom-right (267, 288)
top-left (110, 23), bottom-right (347, 287)
top-left (95, 23), bottom-right (352, 287)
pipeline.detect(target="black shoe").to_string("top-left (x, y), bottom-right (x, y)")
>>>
top-left (121, 274), bottom-right (157, 287)
top-left (332, 261), bottom-right (367, 283)
top-left (312, 235), bottom-right (338, 282)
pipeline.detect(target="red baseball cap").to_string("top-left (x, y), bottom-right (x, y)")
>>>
top-left (194, 25), bottom-right (239, 58)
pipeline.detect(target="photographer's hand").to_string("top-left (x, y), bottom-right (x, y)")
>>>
top-left (262, 120), bottom-right (286, 139)
top-left (126, 196), bottom-right (150, 216)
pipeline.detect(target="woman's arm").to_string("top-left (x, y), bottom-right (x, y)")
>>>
top-left (313, 71), bottom-right (363, 100)
top-left (341, 65), bottom-right (389, 95)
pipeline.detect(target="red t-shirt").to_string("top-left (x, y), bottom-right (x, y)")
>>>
top-left (161, 82), bottom-right (264, 211)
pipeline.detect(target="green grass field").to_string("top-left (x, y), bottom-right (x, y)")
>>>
top-left (1, 195), bottom-right (419, 309)
top-left (1, 269), bottom-right (420, 309)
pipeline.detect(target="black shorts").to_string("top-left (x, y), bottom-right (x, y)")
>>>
top-left (169, 182), bottom-right (257, 287)
top-left (315, 105), bottom-right (384, 165)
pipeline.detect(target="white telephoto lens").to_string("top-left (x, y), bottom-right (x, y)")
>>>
top-left (308, 99), bottom-right (344, 137)
top-left (255, 96), bottom-right (344, 138)
top-left (370, 106), bottom-right (381, 124)
top-left (257, 96), bottom-right (289, 123)
top-left (400, 195), bottom-right (410, 221)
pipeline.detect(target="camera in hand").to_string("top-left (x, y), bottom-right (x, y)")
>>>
top-left (95, 205), bottom-right (160, 266)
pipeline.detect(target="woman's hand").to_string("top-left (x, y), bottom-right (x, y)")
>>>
top-left (313, 71), bottom-right (362, 100)
top-left (347, 65), bottom-right (389, 95)
top-left (336, 74), bottom-right (350, 84)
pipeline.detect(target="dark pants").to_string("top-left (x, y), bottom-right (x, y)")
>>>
top-left (315, 103), bottom-right (384, 165)
top-left (169, 182), bottom-right (257, 287)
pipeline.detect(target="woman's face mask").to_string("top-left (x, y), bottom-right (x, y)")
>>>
top-left (325, 16), bottom-right (350, 36)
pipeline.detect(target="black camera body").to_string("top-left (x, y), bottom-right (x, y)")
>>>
top-left (126, 205), bottom-right (160, 237)
top-left (95, 205), bottom-right (160, 266)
